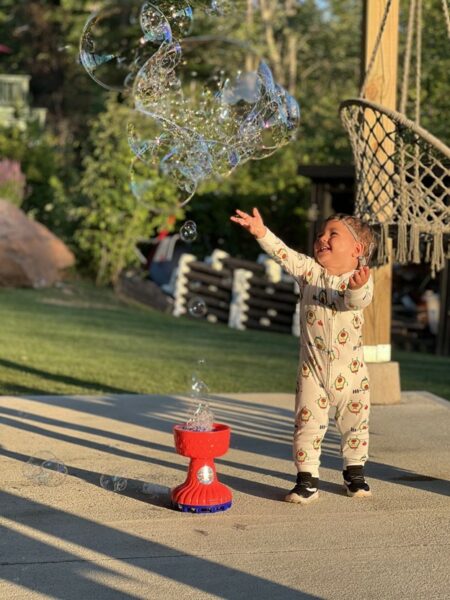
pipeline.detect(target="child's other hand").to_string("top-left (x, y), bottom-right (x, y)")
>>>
top-left (230, 207), bottom-right (266, 239)
top-left (348, 266), bottom-right (370, 290)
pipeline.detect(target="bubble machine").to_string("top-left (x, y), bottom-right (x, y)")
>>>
top-left (171, 423), bottom-right (232, 513)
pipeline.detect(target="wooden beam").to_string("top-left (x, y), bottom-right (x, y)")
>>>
top-left (362, 0), bottom-right (399, 357)
top-left (362, 0), bottom-right (399, 108)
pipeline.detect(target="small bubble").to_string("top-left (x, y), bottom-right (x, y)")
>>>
top-left (23, 452), bottom-right (68, 487)
top-left (142, 482), bottom-right (170, 499)
top-left (99, 474), bottom-right (127, 492)
top-left (179, 220), bottom-right (198, 242)
top-left (187, 296), bottom-right (207, 318)
top-left (191, 375), bottom-right (209, 398)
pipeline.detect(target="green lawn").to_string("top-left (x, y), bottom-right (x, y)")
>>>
top-left (391, 349), bottom-right (450, 401)
top-left (0, 282), bottom-right (448, 400)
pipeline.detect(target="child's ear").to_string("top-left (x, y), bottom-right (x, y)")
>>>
top-left (353, 241), bottom-right (364, 257)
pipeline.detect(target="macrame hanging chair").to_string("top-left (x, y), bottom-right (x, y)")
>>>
top-left (339, 0), bottom-right (450, 276)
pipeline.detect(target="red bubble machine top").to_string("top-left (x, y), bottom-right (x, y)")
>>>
top-left (171, 423), bottom-right (232, 513)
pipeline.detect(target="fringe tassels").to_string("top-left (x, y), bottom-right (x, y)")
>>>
top-left (374, 224), bottom-right (447, 278)
top-left (408, 224), bottom-right (421, 264)
top-left (376, 223), bottom-right (390, 265)
top-left (395, 222), bottom-right (409, 263)
top-left (430, 229), bottom-right (445, 278)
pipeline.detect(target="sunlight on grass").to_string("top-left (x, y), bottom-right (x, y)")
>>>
top-left (392, 350), bottom-right (450, 401)
top-left (0, 283), bottom-right (448, 400)
top-left (0, 283), bottom-right (298, 396)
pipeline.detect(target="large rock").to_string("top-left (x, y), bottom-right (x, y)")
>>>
top-left (115, 269), bottom-right (174, 313)
top-left (0, 200), bottom-right (75, 288)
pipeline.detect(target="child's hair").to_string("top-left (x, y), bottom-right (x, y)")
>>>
top-left (324, 213), bottom-right (377, 262)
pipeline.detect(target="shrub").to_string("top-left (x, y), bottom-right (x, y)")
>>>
top-left (0, 159), bottom-right (26, 206)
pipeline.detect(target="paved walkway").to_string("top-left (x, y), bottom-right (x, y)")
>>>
top-left (1, 391), bottom-right (449, 599)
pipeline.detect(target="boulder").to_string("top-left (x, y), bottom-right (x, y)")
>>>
top-left (115, 269), bottom-right (174, 313)
top-left (0, 200), bottom-right (75, 288)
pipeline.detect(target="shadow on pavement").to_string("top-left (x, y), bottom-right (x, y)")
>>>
top-left (0, 489), bottom-right (320, 600)
top-left (1, 393), bottom-right (449, 499)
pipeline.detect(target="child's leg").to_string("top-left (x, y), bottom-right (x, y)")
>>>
top-left (293, 376), bottom-right (331, 478)
top-left (334, 388), bottom-right (370, 470)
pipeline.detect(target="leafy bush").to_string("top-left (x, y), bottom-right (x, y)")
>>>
top-left (0, 159), bottom-right (26, 206)
top-left (75, 94), bottom-right (183, 285)
top-left (0, 120), bottom-right (71, 237)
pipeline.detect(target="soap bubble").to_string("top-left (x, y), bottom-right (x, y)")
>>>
top-left (191, 374), bottom-right (209, 398)
top-left (79, 1), bottom-right (164, 91)
top-left (180, 220), bottom-right (197, 242)
top-left (187, 295), bottom-right (207, 317)
top-left (206, 0), bottom-right (237, 16)
top-left (141, 1), bottom-right (193, 41)
top-left (142, 481), bottom-right (170, 499)
top-left (100, 474), bottom-right (128, 492)
top-left (184, 401), bottom-right (214, 431)
top-left (23, 451), bottom-right (68, 487)
top-left (129, 156), bottom-right (157, 204)
top-left (131, 35), bottom-right (300, 201)
top-left (80, 1), bottom-right (300, 206)
top-left (129, 154), bottom-right (181, 214)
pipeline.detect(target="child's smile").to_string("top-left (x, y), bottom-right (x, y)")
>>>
top-left (314, 220), bottom-right (362, 275)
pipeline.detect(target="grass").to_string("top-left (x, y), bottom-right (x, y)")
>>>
top-left (391, 349), bottom-right (450, 401)
top-left (0, 282), bottom-right (448, 400)
top-left (0, 282), bottom-right (299, 396)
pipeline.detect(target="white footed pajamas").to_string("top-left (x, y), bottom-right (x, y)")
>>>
top-left (258, 229), bottom-right (374, 478)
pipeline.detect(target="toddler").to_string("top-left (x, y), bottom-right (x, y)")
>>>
top-left (231, 208), bottom-right (375, 504)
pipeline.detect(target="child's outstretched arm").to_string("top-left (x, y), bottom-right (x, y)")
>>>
top-left (230, 208), bottom-right (266, 238)
top-left (230, 208), bottom-right (315, 279)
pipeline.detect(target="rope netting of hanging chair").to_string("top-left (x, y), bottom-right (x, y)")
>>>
top-left (340, 98), bottom-right (450, 276)
top-left (339, 0), bottom-right (450, 277)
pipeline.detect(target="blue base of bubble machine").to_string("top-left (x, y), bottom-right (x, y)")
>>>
top-left (175, 500), bottom-right (232, 514)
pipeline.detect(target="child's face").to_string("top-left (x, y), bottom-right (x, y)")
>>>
top-left (314, 220), bottom-right (363, 275)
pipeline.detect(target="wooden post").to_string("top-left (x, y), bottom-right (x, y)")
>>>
top-left (361, 0), bottom-right (401, 402)
top-left (362, 0), bottom-right (399, 362)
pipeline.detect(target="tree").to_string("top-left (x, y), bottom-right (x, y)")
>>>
top-left (398, 0), bottom-right (450, 143)
top-left (0, 0), bottom-right (105, 145)
top-left (75, 94), bottom-right (182, 285)
top-left (184, 1), bottom-right (363, 258)
top-left (1, 1), bottom-right (447, 274)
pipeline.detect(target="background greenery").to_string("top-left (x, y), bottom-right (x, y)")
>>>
top-left (0, 283), bottom-right (448, 399)
top-left (0, 1), bottom-right (447, 280)
top-left (0, 2), bottom-right (448, 398)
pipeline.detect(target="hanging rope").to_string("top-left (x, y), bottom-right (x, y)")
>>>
top-left (400, 0), bottom-right (416, 115)
top-left (399, 0), bottom-right (423, 123)
top-left (415, 0), bottom-right (422, 124)
top-left (340, 0), bottom-right (450, 277)
top-left (442, 0), bottom-right (450, 38)
top-left (340, 98), bottom-right (450, 276)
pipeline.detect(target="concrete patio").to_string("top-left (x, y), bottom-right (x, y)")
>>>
top-left (1, 390), bottom-right (449, 599)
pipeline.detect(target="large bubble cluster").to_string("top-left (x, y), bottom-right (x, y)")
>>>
top-left (80, 1), bottom-right (300, 206)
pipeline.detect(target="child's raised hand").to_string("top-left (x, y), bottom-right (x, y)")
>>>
top-left (348, 266), bottom-right (370, 290)
top-left (230, 208), bottom-right (266, 239)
